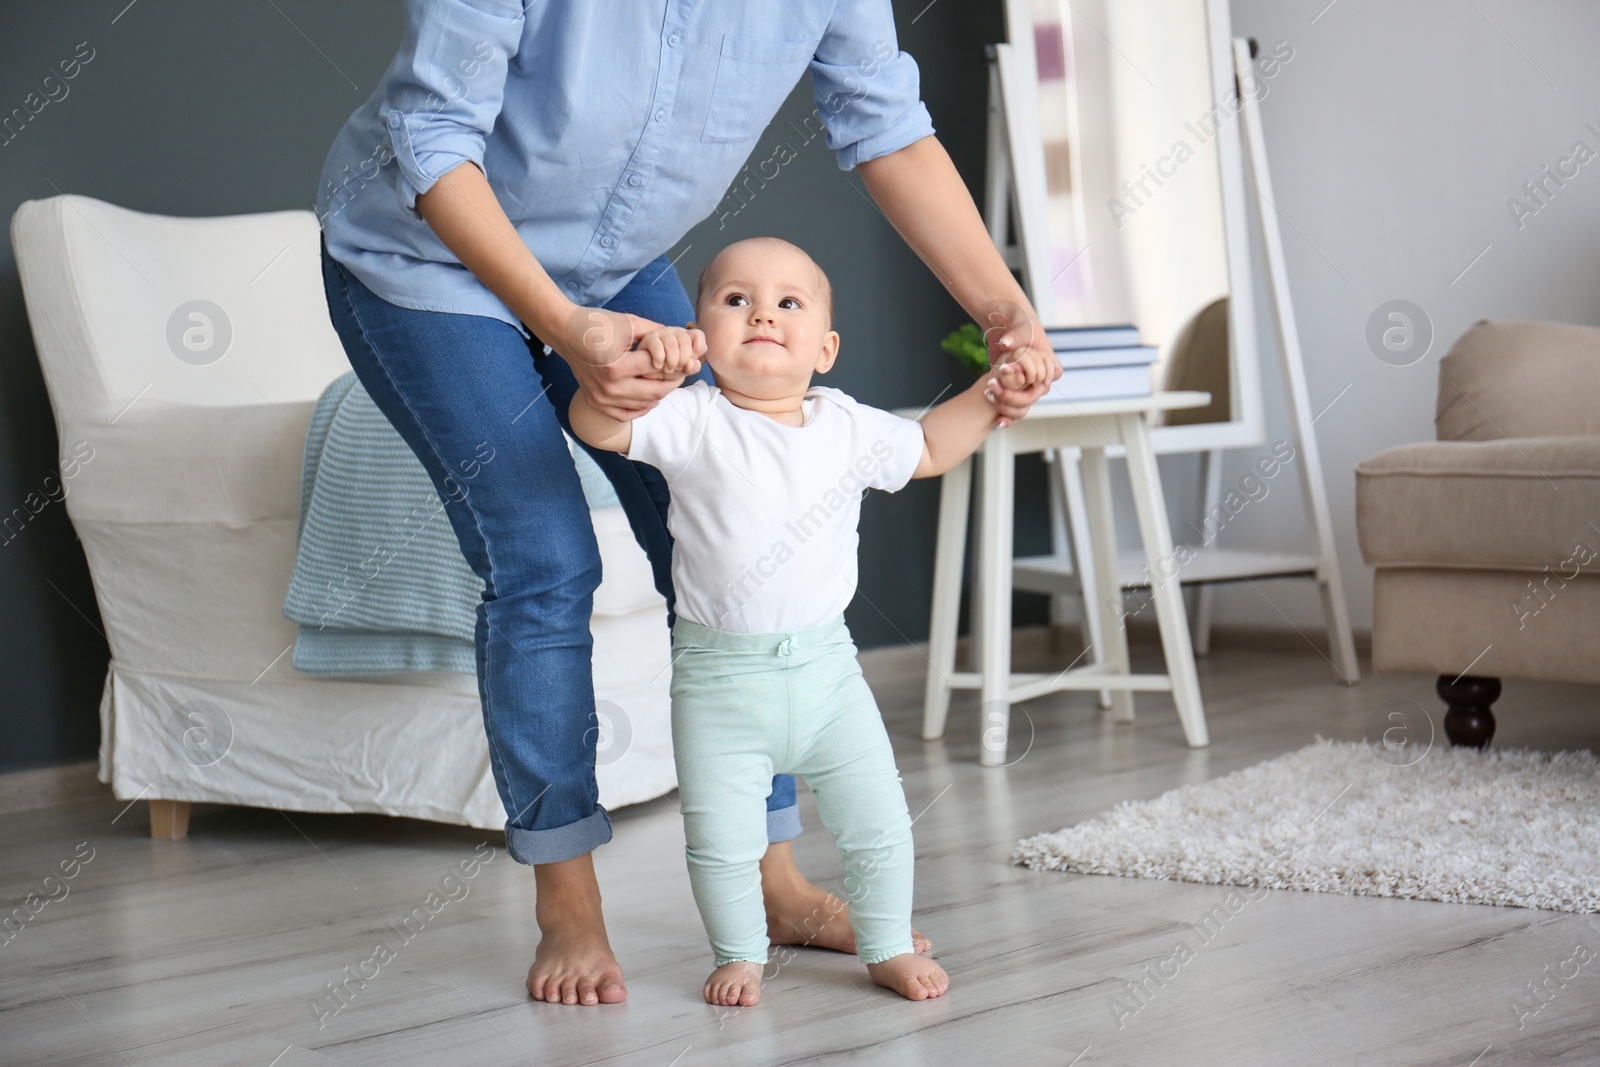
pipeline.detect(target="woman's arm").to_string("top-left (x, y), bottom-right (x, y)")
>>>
top-left (857, 135), bottom-right (1059, 425)
top-left (415, 161), bottom-right (684, 421)
top-left (415, 160), bottom-right (572, 341)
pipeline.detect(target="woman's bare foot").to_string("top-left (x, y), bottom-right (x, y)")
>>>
top-left (525, 853), bottom-right (627, 1006)
top-left (704, 960), bottom-right (763, 1006)
top-left (866, 953), bottom-right (950, 1001)
top-left (760, 842), bottom-right (932, 955)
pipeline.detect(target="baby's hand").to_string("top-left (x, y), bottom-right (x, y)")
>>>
top-left (636, 325), bottom-right (707, 376)
top-left (995, 346), bottom-right (1056, 389)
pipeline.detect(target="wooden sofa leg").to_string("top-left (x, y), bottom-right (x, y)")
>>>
top-left (1436, 675), bottom-right (1500, 749)
top-left (150, 799), bottom-right (191, 839)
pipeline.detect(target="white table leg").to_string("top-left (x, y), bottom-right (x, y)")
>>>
top-left (1119, 413), bottom-right (1209, 747)
top-left (1193, 582), bottom-right (1218, 657)
top-left (1058, 447), bottom-right (1112, 708)
top-left (978, 435), bottom-right (1014, 766)
top-left (1044, 449), bottom-right (1069, 634)
top-left (1079, 445), bottom-right (1135, 723)
top-left (967, 458), bottom-right (984, 674)
top-left (923, 457), bottom-right (971, 740)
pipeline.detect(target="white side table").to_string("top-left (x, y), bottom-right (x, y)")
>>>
top-left (916, 390), bottom-right (1212, 765)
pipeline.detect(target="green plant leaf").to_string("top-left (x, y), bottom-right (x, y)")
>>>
top-left (940, 323), bottom-right (990, 373)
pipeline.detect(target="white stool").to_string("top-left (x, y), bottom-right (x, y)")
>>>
top-left (919, 391), bottom-right (1212, 765)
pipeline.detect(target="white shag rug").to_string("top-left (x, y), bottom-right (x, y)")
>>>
top-left (1012, 738), bottom-right (1600, 913)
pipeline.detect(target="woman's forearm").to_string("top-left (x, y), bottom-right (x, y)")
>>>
top-left (856, 136), bottom-right (1038, 331)
top-left (416, 161), bottom-right (689, 421)
top-left (858, 135), bottom-right (1057, 424)
top-left (414, 160), bottom-right (574, 343)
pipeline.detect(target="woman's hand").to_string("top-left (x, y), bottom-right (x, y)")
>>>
top-left (979, 301), bottom-right (1059, 428)
top-left (412, 163), bottom-right (691, 422)
top-left (552, 305), bottom-right (699, 422)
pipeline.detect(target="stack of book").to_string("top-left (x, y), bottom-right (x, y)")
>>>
top-left (1036, 323), bottom-right (1156, 403)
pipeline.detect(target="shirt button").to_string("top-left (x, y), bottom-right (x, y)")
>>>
top-left (654, 109), bottom-right (666, 123)
top-left (628, 174), bottom-right (643, 187)
top-left (387, 113), bottom-right (401, 128)
top-left (601, 235), bottom-right (616, 248)
top-left (565, 281), bottom-right (578, 291)
top-left (668, 33), bottom-right (680, 46)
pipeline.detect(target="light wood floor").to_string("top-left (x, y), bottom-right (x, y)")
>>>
top-left (4, 631), bottom-right (1598, 1067)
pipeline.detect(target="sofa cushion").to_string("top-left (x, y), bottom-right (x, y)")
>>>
top-left (1356, 436), bottom-right (1600, 571)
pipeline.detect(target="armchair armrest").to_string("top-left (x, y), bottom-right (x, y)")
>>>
top-left (60, 399), bottom-right (316, 527)
top-left (1356, 435), bottom-right (1600, 571)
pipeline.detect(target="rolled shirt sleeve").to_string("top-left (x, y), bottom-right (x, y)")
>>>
top-left (384, 0), bottom-right (526, 212)
top-left (809, 0), bottom-right (937, 171)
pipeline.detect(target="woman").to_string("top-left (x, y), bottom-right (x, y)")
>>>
top-left (315, 0), bottom-right (1056, 1007)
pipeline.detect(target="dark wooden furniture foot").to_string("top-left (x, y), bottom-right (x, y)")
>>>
top-left (1436, 675), bottom-right (1500, 748)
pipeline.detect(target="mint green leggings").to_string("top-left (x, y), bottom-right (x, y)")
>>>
top-left (670, 614), bottom-right (916, 967)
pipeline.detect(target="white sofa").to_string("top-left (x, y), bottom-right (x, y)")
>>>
top-left (12, 194), bottom-right (676, 838)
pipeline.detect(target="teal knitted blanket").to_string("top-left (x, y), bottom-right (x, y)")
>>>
top-left (282, 372), bottom-right (618, 675)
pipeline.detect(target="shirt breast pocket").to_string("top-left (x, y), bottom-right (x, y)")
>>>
top-left (700, 33), bottom-right (822, 145)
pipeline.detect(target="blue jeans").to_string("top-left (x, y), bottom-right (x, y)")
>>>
top-left (319, 237), bottom-right (801, 865)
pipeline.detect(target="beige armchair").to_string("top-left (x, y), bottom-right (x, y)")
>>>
top-left (1356, 319), bottom-right (1600, 746)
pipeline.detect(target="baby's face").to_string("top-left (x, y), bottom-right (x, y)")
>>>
top-left (695, 242), bottom-right (839, 400)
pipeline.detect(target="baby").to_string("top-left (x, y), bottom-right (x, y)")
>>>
top-left (569, 236), bottom-right (1048, 1006)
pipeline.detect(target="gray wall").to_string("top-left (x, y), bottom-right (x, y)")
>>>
top-left (12, 0), bottom-right (1590, 774)
top-left (0, 1), bottom-right (1022, 772)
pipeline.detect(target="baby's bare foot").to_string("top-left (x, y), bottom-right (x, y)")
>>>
top-left (866, 953), bottom-right (949, 1001)
top-left (704, 960), bottom-right (763, 1006)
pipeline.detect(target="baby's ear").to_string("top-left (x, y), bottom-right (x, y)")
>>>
top-left (815, 329), bottom-right (841, 374)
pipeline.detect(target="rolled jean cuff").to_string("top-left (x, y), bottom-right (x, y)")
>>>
top-left (767, 803), bottom-right (802, 843)
top-left (504, 806), bottom-right (613, 866)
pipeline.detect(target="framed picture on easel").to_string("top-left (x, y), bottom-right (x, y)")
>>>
top-left (996, 0), bottom-right (1263, 454)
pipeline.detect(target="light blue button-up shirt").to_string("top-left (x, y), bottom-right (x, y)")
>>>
top-left (316, 0), bottom-right (937, 341)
